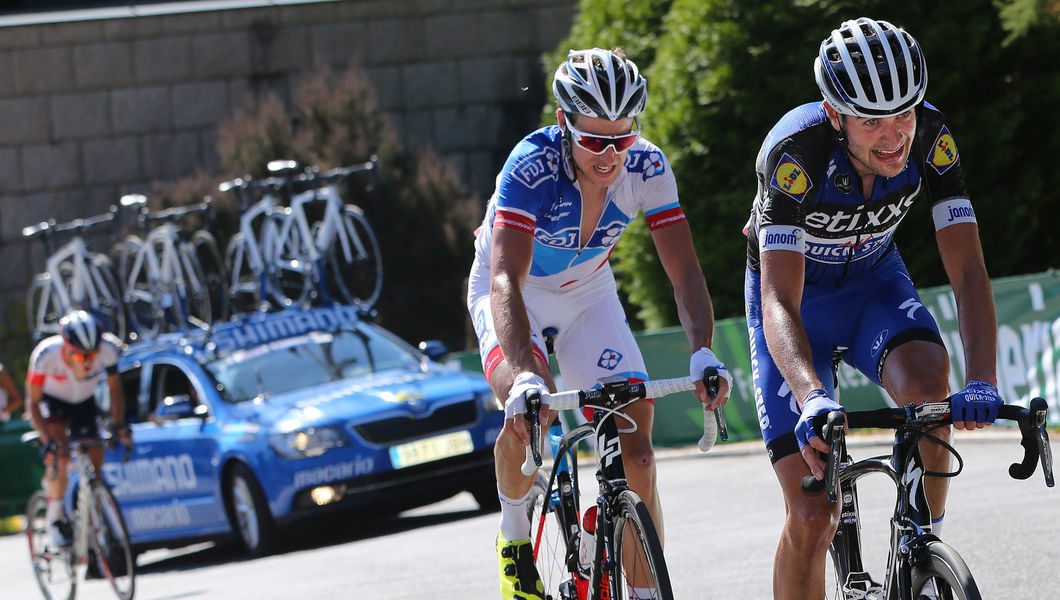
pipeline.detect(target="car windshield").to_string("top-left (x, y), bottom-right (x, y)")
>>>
top-left (205, 324), bottom-right (423, 403)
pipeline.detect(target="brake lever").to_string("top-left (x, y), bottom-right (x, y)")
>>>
top-left (521, 389), bottom-right (543, 476)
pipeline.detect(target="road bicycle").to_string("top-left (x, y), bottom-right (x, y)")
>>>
top-left (24, 434), bottom-right (136, 600)
top-left (804, 397), bottom-right (1054, 600)
top-left (520, 346), bottom-right (725, 600)
top-left (23, 207), bottom-right (126, 342)
top-left (263, 159), bottom-right (383, 309)
top-left (117, 194), bottom-right (226, 340)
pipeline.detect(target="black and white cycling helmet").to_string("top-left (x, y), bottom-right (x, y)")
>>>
top-left (814, 18), bottom-right (927, 118)
top-left (59, 310), bottom-right (101, 352)
top-left (553, 48), bottom-right (647, 121)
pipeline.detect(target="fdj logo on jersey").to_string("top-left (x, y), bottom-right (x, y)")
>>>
top-left (510, 147), bottom-right (560, 189)
top-left (597, 349), bottom-right (623, 370)
top-left (625, 149), bottom-right (665, 180)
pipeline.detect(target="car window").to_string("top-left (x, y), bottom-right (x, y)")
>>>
top-left (205, 326), bottom-right (422, 403)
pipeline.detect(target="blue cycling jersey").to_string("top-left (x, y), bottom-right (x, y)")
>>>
top-left (744, 101), bottom-right (974, 286)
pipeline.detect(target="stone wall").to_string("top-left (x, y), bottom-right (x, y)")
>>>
top-left (0, 0), bottom-right (577, 297)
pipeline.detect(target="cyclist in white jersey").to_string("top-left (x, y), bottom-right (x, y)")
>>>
top-left (467, 47), bottom-right (731, 600)
top-left (0, 361), bottom-right (24, 422)
top-left (26, 310), bottom-right (128, 548)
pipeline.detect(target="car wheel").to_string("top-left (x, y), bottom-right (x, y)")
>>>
top-left (225, 463), bottom-right (278, 557)
top-left (469, 479), bottom-right (501, 512)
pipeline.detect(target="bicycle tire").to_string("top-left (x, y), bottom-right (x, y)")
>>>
top-left (25, 490), bottom-right (77, 600)
top-left (527, 471), bottom-right (580, 600)
top-left (611, 490), bottom-right (674, 600)
top-left (88, 479), bottom-right (136, 600)
top-left (191, 230), bottom-right (229, 322)
top-left (224, 232), bottom-right (266, 315)
top-left (26, 273), bottom-right (64, 343)
top-left (87, 254), bottom-right (128, 342)
top-left (177, 242), bottom-right (212, 330)
top-left (118, 236), bottom-right (162, 341)
top-left (325, 205), bottom-right (383, 309)
top-left (262, 210), bottom-right (314, 308)
top-left (909, 540), bottom-right (982, 600)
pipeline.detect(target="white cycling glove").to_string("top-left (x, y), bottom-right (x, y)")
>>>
top-left (504, 371), bottom-right (549, 420)
top-left (690, 347), bottom-right (733, 396)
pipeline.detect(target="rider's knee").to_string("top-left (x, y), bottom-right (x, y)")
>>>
top-left (785, 498), bottom-right (838, 547)
top-left (623, 445), bottom-right (656, 473)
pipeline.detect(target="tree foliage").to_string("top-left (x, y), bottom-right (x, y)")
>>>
top-left (553, 0), bottom-right (1060, 327)
top-left (161, 66), bottom-right (479, 350)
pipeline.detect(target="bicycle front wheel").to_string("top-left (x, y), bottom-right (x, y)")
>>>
top-left (611, 490), bottom-right (673, 600)
top-left (527, 471), bottom-right (581, 600)
top-left (26, 491), bottom-right (77, 600)
top-left (909, 540), bottom-right (981, 600)
top-left (325, 205), bottom-right (382, 308)
top-left (89, 480), bottom-right (136, 600)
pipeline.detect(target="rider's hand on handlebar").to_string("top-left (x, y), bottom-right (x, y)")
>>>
top-left (690, 347), bottom-right (732, 409)
top-left (795, 389), bottom-right (845, 480)
top-left (950, 380), bottom-right (1003, 431)
top-left (504, 372), bottom-right (549, 446)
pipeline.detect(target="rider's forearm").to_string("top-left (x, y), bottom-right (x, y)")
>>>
top-left (763, 299), bottom-right (826, 408)
top-left (953, 267), bottom-right (998, 386)
top-left (673, 277), bottom-right (715, 351)
top-left (491, 274), bottom-right (538, 377)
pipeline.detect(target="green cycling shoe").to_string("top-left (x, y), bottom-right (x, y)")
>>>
top-left (497, 534), bottom-right (545, 600)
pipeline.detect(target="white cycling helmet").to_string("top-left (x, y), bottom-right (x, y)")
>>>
top-left (553, 48), bottom-right (647, 121)
top-left (60, 310), bottom-right (101, 352)
top-left (814, 18), bottom-right (927, 118)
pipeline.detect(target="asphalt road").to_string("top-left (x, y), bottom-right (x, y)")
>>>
top-left (1, 430), bottom-right (1056, 599)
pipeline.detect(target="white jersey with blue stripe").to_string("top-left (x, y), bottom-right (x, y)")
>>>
top-left (471, 125), bottom-right (684, 294)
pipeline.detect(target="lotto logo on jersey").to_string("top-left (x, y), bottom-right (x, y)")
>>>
top-left (771, 153), bottom-right (812, 202)
top-left (597, 349), bottom-right (623, 370)
top-left (510, 147), bottom-right (561, 189)
top-left (626, 149), bottom-right (665, 180)
top-left (930, 126), bottom-right (959, 175)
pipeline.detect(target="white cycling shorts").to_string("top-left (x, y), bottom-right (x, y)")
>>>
top-left (467, 271), bottom-right (648, 394)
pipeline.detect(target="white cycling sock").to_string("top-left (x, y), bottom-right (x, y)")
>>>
top-left (498, 487), bottom-right (532, 541)
top-left (46, 498), bottom-right (63, 523)
top-left (931, 512), bottom-right (945, 538)
top-left (628, 585), bottom-right (656, 599)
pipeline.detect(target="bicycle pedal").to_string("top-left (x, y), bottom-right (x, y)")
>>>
top-left (843, 571), bottom-right (884, 599)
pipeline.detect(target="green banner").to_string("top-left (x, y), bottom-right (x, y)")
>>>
top-left (452, 270), bottom-right (1060, 447)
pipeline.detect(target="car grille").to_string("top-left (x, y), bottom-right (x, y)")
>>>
top-left (351, 400), bottom-right (479, 445)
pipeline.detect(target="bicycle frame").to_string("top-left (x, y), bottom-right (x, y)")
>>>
top-left (232, 191), bottom-right (279, 290)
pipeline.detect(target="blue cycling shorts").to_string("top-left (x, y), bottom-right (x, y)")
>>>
top-left (745, 251), bottom-right (944, 464)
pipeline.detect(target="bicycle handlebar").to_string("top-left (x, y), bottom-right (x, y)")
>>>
top-left (519, 369), bottom-right (727, 476)
top-left (801, 397), bottom-right (1054, 500)
top-left (22, 204), bottom-right (119, 239)
top-left (217, 157), bottom-right (379, 198)
top-left (137, 197), bottom-right (213, 228)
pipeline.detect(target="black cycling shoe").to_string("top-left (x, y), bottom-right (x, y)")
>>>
top-left (48, 519), bottom-right (73, 548)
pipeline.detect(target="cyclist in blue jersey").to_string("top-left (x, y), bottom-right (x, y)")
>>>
top-left (744, 18), bottom-right (1002, 600)
top-left (468, 47), bottom-right (731, 600)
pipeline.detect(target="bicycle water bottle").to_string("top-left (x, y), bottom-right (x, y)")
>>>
top-left (578, 504), bottom-right (598, 573)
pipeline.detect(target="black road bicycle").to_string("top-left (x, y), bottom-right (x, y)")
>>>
top-left (803, 397), bottom-right (1053, 600)
top-left (521, 362), bottom-right (724, 600)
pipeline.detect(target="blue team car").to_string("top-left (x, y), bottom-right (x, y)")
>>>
top-left (96, 305), bottom-right (503, 556)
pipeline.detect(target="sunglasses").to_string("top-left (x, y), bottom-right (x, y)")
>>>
top-left (565, 118), bottom-right (640, 155)
top-left (68, 348), bottom-right (98, 363)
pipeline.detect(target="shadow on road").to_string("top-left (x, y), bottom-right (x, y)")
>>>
top-left (137, 499), bottom-right (495, 574)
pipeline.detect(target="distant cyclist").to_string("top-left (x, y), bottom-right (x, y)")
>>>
top-left (744, 18), bottom-right (1002, 599)
top-left (0, 360), bottom-right (24, 423)
top-left (468, 47), bottom-right (731, 600)
top-left (26, 310), bottom-right (129, 548)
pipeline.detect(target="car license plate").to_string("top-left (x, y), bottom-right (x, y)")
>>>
top-left (389, 430), bottom-right (474, 469)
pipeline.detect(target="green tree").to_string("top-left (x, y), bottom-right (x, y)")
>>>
top-left (553, 0), bottom-right (1060, 327)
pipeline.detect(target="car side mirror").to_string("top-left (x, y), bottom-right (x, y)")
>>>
top-left (155, 395), bottom-right (206, 421)
top-left (418, 340), bottom-right (448, 361)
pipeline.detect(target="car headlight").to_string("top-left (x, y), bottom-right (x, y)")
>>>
top-left (268, 426), bottom-right (348, 459)
top-left (478, 390), bottom-right (502, 414)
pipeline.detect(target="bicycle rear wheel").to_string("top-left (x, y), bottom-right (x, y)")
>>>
top-left (26, 491), bottom-right (77, 600)
top-left (191, 230), bottom-right (228, 322)
top-left (611, 490), bottom-right (673, 600)
top-left (89, 480), bottom-right (136, 600)
top-left (527, 471), bottom-right (581, 600)
top-left (119, 237), bottom-right (162, 341)
top-left (909, 540), bottom-right (981, 600)
top-left (325, 205), bottom-right (382, 308)
top-left (224, 233), bottom-right (266, 314)
top-left (87, 254), bottom-right (127, 342)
